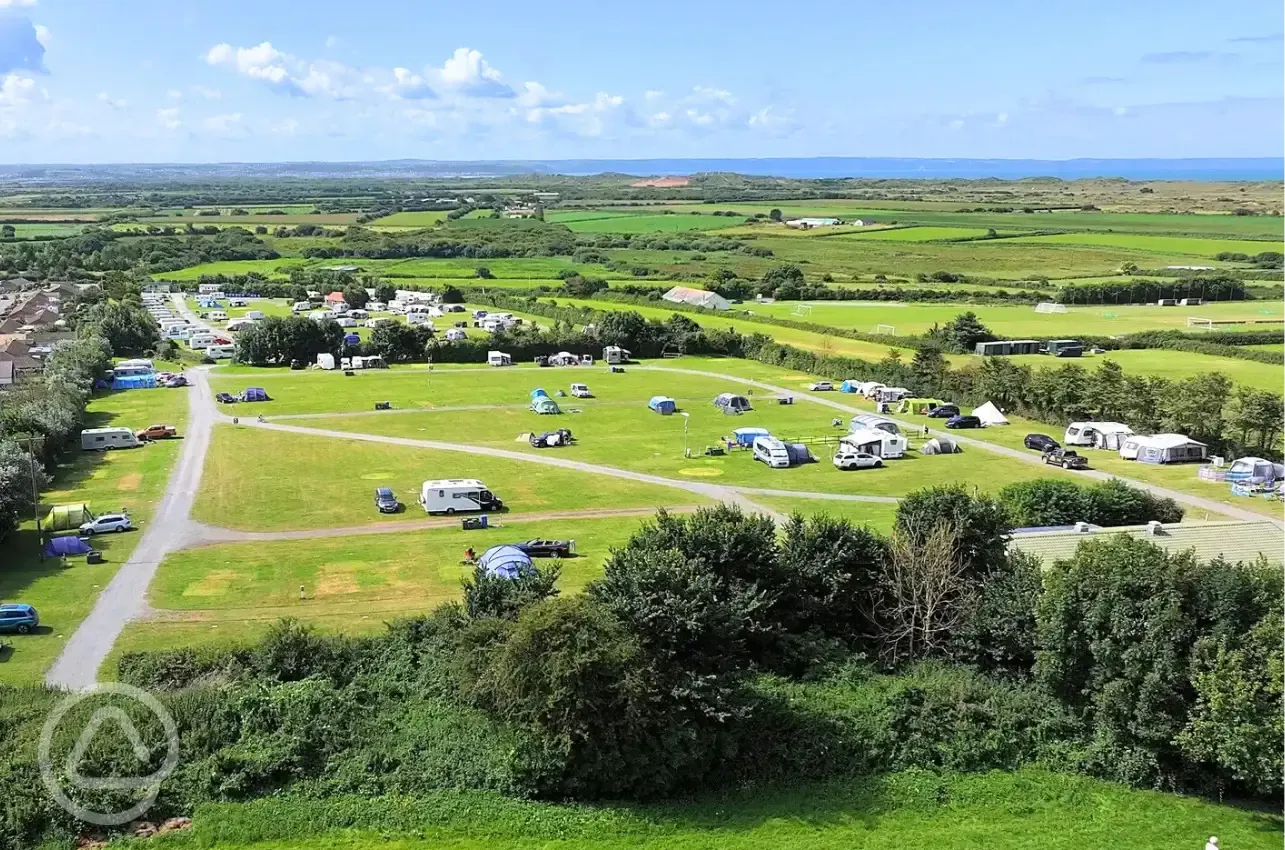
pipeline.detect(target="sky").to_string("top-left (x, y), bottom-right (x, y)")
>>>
top-left (0, 0), bottom-right (1281, 163)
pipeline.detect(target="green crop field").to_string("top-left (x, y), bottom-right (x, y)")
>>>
top-left (1006, 232), bottom-right (1283, 258)
top-left (368, 210), bottom-right (449, 227)
top-left (0, 383), bottom-right (190, 685)
top-left (2, 222), bottom-right (83, 237)
top-left (131, 770), bottom-right (1281, 850)
top-left (1016, 348), bottom-right (1284, 392)
top-left (834, 225), bottom-right (999, 241)
top-left (744, 299), bottom-right (1281, 337)
top-left (564, 212), bottom-right (750, 233)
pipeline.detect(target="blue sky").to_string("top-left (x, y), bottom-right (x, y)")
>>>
top-left (0, 0), bottom-right (1281, 163)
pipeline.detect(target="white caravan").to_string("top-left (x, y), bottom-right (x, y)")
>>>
top-left (81, 427), bottom-right (140, 451)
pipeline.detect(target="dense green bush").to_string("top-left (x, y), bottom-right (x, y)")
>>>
top-left (999, 478), bottom-right (1184, 528)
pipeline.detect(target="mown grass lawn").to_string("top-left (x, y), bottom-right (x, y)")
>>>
top-left (107, 515), bottom-right (653, 662)
top-left (145, 769), bottom-right (1282, 850)
top-left (0, 386), bottom-right (190, 685)
top-left (191, 425), bottom-right (708, 531)
top-left (1007, 231), bottom-right (1284, 257)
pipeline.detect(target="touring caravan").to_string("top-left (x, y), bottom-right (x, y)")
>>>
top-left (209, 311), bottom-right (229, 322)
top-left (81, 427), bottom-right (140, 451)
top-left (292, 301), bottom-right (312, 313)
top-left (488, 351), bottom-right (513, 367)
top-left (188, 333), bottom-right (217, 350)
top-left (1064, 422), bottom-right (1134, 449)
top-left (850, 414), bottom-right (901, 436)
top-left (205, 344), bottom-right (235, 360)
top-left (419, 479), bottom-right (503, 514)
top-left (841, 428), bottom-right (908, 459)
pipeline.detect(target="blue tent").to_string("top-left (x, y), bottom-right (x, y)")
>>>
top-left (479, 545), bottom-right (533, 579)
top-left (242, 387), bottom-right (269, 402)
top-left (43, 536), bottom-right (92, 558)
top-left (840, 380), bottom-right (860, 393)
top-left (530, 388), bottom-right (548, 399)
top-left (649, 396), bottom-right (676, 415)
top-left (731, 426), bottom-right (771, 447)
top-left (344, 333), bottom-right (360, 346)
top-left (111, 373), bottom-right (157, 390)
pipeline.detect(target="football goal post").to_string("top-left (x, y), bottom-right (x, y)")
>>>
top-left (1035, 302), bottom-right (1067, 314)
top-left (874, 324), bottom-right (897, 335)
top-left (1186, 316), bottom-right (1215, 331)
top-left (792, 304), bottom-right (813, 317)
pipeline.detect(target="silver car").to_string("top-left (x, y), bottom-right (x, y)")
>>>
top-left (79, 513), bottom-right (133, 534)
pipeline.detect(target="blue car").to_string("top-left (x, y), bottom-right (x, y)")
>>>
top-left (0, 603), bottom-right (39, 634)
top-left (945, 415), bottom-right (982, 430)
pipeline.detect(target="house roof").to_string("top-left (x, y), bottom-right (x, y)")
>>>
top-left (324, 292), bottom-right (347, 302)
top-left (1010, 520), bottom-right (1283, 566)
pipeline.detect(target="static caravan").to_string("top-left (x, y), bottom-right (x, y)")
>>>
top-left (1064, 422), bottom-right (1134, 449)
top-left (1119, 434), bottom-right (1207, 464)
top-left (851, 413), bottom-right (901, 436)
top-left (419, 478), bottom-right (503, 514)
top-left (81, 427), bottom-right (140, 451)
top-left (841, 427), bottom-right (907, 459)
top-left (488, 350), bottom-right (513, 367)
top-left (209, 311), bottom-right (229, 322)
top-left (205, 344), bottom-right (235, 360)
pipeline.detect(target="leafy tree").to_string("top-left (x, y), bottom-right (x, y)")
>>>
top-left (910, 344), bottom-right (947, 395)
top-left (439, 285), bottom-right (464, 304)
top-left (462, 561), bottom-right (560, 621)
top-left (776, 513), bottom-right (886, 644)
top-left (341, 285), bottom-right (370, 309)
top-left (894, 485), bottom-right (1009, 577)
top-left (929, 311), bottom-right (995, 354)
top-left (561, 275), bottom-right (608, 298)
top-left (0, 225), bottom-right (14, 238)
top-left (234, 315), bottom-right (343, 366)
top-left (953, 549), bottom-right (1043, 677)
top-left (475, 266), bottom-right (495, 279)
top-left (79, 300), bottom-right (159, 355)
top-left (369, 322), bottom-right (431, 363)
top-left (768, 208), bottom-right (782, 222)
top-left (594, 309), bottom-right (648, 347)
top-left (373, 282), bottom-right (398, 304)
top-left (0, 439), bottom-right (49, 539)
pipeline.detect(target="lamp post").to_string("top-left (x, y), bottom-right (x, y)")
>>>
top-left (679, 412), bottom-right (690, 458)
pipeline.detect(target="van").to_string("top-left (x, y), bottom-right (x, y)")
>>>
top-left (752, 436), bottom-right (791, 468)
top-left (419, 478), bottom-right (503, 514)
top-left (205, 344), bottom-right (235, 360)
top-left (81, 427), bottom-right (141, 451)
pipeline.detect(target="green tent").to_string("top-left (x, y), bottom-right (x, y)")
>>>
top-left (530, 396), bottom-right (561, 415)
top-left (44, 503), bottom-right (92, 531)
top-left (896, 398), bottom-right (946, 415)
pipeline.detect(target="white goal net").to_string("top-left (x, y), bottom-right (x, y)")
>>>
top-left (1186, 317), bottom-right (1214, 330)
top-left (792, 304), bottom-right (813, 317)
top-left (874, 324), bottom-right (897, 335)
top-left (1035, 302), bottom-right (1067, 314)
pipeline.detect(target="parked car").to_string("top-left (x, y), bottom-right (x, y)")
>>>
top-left (374, 487), bottom-right (401, 513)
top-left (215, 392), bottom-right (236, 404)
top-left (516, 539), bottom-right (573, 558)
top-left (0, 603), bottom-right (39, 634)
top-left (135, 424), bottom-right (178, 441)
top-left (1024, 433), bottom-right (1060, 453)
top-left (808, 381), bottom-right (834, 392)
top-left (529, 429), bottom-right (573, 448)
top-left (945, 415), bottom-right (982, 429)
top-left (570, 383), bottom-right (592, 398)
top-left (79, 513), bottom-right (132, 535)
top-left (1043, 447), bottom-right (1089, 470)
top-left (926, 404), bottom-right (960, 419)
top-left (165, 375), bottom-right (188, 388)
top-left (833, 449), bottom-right (883, 470)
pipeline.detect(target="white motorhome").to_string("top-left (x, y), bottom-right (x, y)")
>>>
top-left (752, 436), bottom-right (791, 469)
top-left (418, 479), bottom-right (504, 514)
top-left (205, 344), bottom-right (235, 360)
top-left (603, 346), bottom-right (631, 365)
top-left (488, 350), bottom-right (512, 367)
top-left (81, 427), bottom-right (140, 451)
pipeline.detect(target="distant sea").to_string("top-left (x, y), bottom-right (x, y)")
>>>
top-left (2, 157), bottom-right (1280, 182)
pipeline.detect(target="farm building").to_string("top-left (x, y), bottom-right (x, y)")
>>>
top-left (662, 286), bottom-right (730, 311)
top-left (1119, 434), bottom-right (1207, 464)
top-left (842, 428), bottom-right (907, 459)
top-left (785, 217), bottom-right (841, 229)
top-left (975, 340), bottom-right (1041, 356)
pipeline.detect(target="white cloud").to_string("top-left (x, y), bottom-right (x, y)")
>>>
top-left (644, 89), bottom-right (664, 101)
top-left (324, 35), bottom-right (339, 49)
top-left (516, 81), bottom-right (561, 108)
top-left (687, 86), bottom-right (736, 106)
top-left (33, 24), bottom-right (50, 47)
top-left (204, 41), bottom-right (359, 98)
top-left (388, 67), bottom-right (435, 100)
top-left (156, 107), bottom-right (181, 129)
top-left (436, 47), bottom-right (512, 97)
top-left (747, 105), bottom-right (799, 136)
top-left (192, 85), bottom-right (223, 99)
top-left (0, 73), bottom-right (34, 106)
top-left (0, 0), bottom-right (37, 7)
top-left (97, 91), bottom-right (127, 109)
top-left (166, 89), bottom-right (182, 101)
top-left (648, 111), bottom-right (672, 128)
top-left (202, 112), bottom-right (246, 135)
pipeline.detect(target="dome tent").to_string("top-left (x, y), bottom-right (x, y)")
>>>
top-left (530, 388), bottom-right (548, 399)
top-left (1227, 456), bottom-right (1282, 484)
top-left (480, 545), bottom-right (533, 579)
top-left (530, 396), bottom-right (561, 414)
top-left (648, 396), bottom-right (676, 414)
top-left (43, 535), bottom-right (93, 558)
top-left (920, 436), bottom-right (960, 455)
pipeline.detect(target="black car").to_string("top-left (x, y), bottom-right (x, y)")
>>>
top-left (516, 539), bottom-right (573, 558)
top-left (215, 392), bottom-right (236, 404)
top-left (945, 414), bottom-right (982, 429)
top-left (926, 404), bottom-right (960, 419)
top-left (1043, 448), bottom-right (1088, 470)
top-left (374, 487), bottom-right (400, 513)
top-left (529, 428), bottom-right (573, 448)
top-left (1024, 433), bottom-right (1060, 453)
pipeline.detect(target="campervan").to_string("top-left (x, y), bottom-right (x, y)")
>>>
top-left (752, 436), bottom-right (792, 469)
top-left (205, 344), bottom-right (235, 360)
top-left (81, 427), bottom-right (140, 451)
top-left (488, 351), bottom-right (513, 367)
top-left (419, 479), bottom-right (503, 514)
top-left (603, 346), bottom-right (631, 365)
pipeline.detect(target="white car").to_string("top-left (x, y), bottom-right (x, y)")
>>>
top-left (833, 450), bottom-right (883, 471)
top-left (809, 381), bottom-right (835, 392)
top-left (79, 513), bottom-right (133, 534)
top-left (570, 383), bottom-right (592, 398)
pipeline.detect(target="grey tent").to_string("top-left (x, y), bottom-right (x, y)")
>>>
top-left (712, 393), bottom-right (752, 413)
top-left (479, 545), bottom-right (533, 579)
top-left (530, 396), bottom-right (561, 414)
top-left (920, 436), bottom-right (960, 455)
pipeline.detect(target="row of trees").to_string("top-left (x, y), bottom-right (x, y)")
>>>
top-left (0, 227), bottom-right (278, 278)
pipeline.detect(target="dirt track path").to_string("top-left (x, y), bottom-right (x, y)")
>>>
top-left (637, 365), bottom-right (1283, 528)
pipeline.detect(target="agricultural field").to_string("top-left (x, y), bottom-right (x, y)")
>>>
top-left (0, 382), bottom-right (189, 685)
top-left (367, 210), bottom-right (449, 227)
top-left (834, 225), bottom-right (999, 241)
top-left (561, 212), bottom-right (749, 233)
top-left (1, 222), bottom-right (84, 238)
top-left (1005, 231), bottom-right (1283, 258)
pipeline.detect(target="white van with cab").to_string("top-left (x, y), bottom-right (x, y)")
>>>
top-left (419, 479), bottom-right (503, 514)
top-left (752, 436), bottom-right (791, 469)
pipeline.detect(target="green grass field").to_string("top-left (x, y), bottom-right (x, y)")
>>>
top-left (0, 384), bottom-right (189, 685)
top-left (1013, 349), bottom-right (1284, 393)
top-left (108, 515), bottom-right (652, 659)
top-left (191, 425), bottom-right (707, 531)
top-left (563, 213), bottom-right (749, 233)
top-left (141, 770), bottom-right (1282, 850)
top-left (1006, 232), bottom-right (1283, 258)
top-left (368, 210), bottom-right (450, 227)
top-left (2, 222), bottom-right (83, 238)
top-left (834, 225), bottom-right (998, 241)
